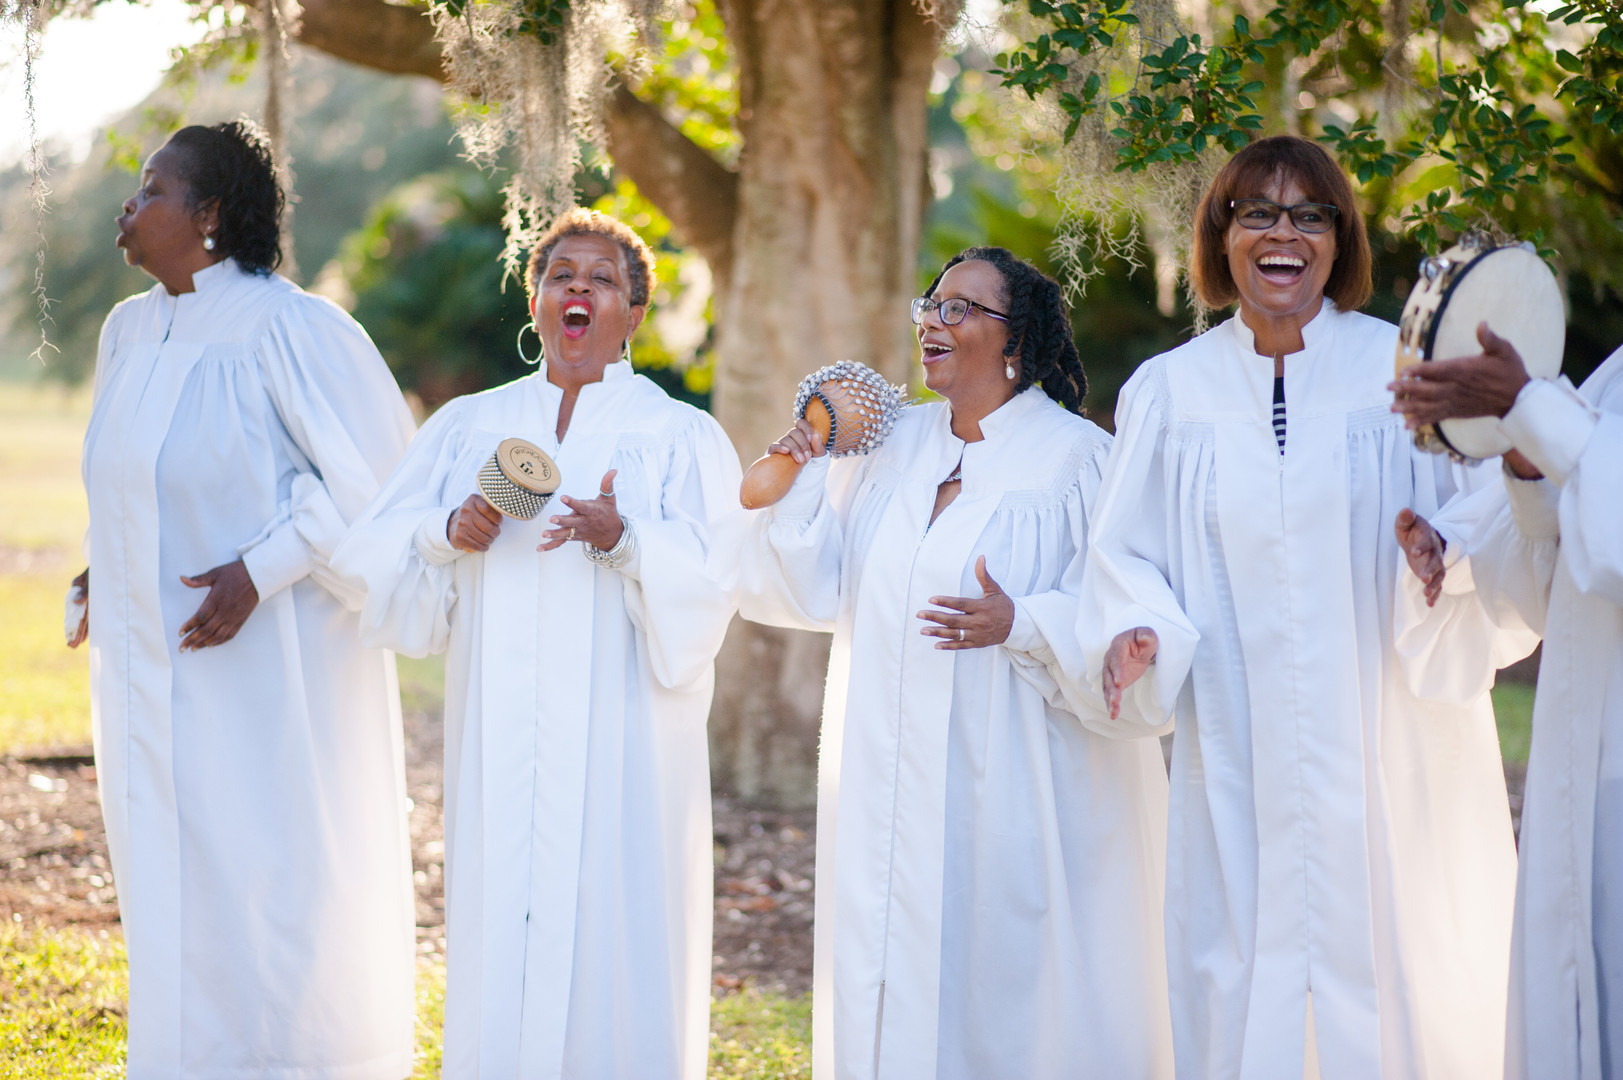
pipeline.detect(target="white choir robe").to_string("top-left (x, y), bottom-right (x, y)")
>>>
top-left (331, 361), bottom-right (741, 1080)
top-left (1082, 302), bottom-right (1535, 1080)
top-left (1411, 349), bottom-right (1623, 1080)
top-left (80, 259), bottom-right (418, 1079)
top-left (739, 388), bottom-right (1175, 1080)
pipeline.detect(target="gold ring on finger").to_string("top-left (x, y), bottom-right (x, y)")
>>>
top-left (958, 627), bottom-right (965, 642)
top-left (569, 528), bottom-right (576, 542)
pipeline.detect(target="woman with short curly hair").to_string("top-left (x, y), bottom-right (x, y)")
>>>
top-left (336, 207), bottom-right (742, 1078)
top-left (70, 120), bottom-right (418, 1077)
top-left (739, 247), bottom-right (1174, 1077)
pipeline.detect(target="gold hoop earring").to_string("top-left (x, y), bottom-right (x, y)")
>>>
top-left (516, 322), bottom-right (544, 366)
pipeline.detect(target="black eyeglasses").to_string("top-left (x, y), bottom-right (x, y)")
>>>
top-left (911, 296), bottom-right (1010, 326)
top-left (1229, 198), bottom-right (1340, 235)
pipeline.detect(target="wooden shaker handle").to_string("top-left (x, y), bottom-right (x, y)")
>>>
top-left (739, 397), bottom-right (832, 509)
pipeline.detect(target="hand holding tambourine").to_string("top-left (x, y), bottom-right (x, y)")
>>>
top-left (1389, 235), bottom-right (1564, 463)
top-left (741, 360), bottom-right (906, 509)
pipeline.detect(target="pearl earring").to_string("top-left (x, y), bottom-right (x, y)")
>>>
top-left (1005, 362), bottom-right (1016, 380)
top-left (202, 234), bottom-right (216, 251)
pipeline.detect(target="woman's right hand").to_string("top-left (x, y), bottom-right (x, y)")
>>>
top-left (766, 417), bottom-right (827, 465)
top-left (448, 494), bottom-right (503, 552)
top-left (66, 568), bottom-right (89, 649)
top-left (1102, 626), bottom-right (1158, 720)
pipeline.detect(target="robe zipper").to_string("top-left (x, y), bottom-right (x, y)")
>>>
top-left (873, 521), bottom-right (933, 1076)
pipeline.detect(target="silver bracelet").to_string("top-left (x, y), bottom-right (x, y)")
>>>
top-left (585, 515), bottom-right (637, 570)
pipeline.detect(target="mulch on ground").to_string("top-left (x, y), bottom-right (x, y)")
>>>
top-left (0, 696), bottom-right (818, 997)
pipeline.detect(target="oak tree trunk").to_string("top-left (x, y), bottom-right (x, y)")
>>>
top-left (703, 0), bottom-right (940, 807)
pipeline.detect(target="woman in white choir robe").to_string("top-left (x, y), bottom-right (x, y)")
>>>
top-left (66, 122), bottom-right (417, 1079)
top-left (332, 209), bottom-right (741, 1080)
top-left (740, 247), bottom-right (1174, 1080)
top-left (1392, 334), bottom-right (1623, 1079)
top-left (1089, 136), bottom-right (1530, 1080)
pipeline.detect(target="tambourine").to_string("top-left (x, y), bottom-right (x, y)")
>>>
top-left (1394, 234), bottom-right (1565, 462)
top-left (477, 438), bottom-right (562, 519)
top-left (739, 360), bottom-right (905, 509)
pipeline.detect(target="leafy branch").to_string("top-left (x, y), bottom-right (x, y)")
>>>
top-left (995, 0), bottom-right (1623, 252)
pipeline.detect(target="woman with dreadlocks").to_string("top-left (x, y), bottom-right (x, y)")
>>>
top-left (739, 247), bottom-right (1174, 1078)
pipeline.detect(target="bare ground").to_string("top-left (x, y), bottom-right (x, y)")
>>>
top-left (0, 695), bottom-right (818, 997)
top-left (0, 682), bottom-right (1533, 1002)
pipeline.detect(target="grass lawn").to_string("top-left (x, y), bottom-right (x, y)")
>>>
top-left (1493, 680), bottom-right (1536, 768)
top-left (0, 925), bottom-right (807, 1079)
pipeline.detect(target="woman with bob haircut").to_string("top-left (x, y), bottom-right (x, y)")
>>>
top-left (335, 208), bottom-right (742, 1079)
top-left (72, 120), bottom-right (418, 1077)
top-left (1083, 134), bottom-right (1528, 1077)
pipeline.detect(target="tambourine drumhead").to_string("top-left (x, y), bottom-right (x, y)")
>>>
top-left (1399, 245), bottom-right (1565, 461)
top-left (477, 437), bottom-right (561, 520)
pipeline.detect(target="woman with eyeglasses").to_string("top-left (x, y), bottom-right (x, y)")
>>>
top-left (740, 247), bottom-right (1174, 1078)
top-left (1085, 135), bottom-right (1522, 1077)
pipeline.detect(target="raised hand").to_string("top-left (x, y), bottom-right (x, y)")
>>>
top-left (448, 493), bottom-right (504, 552)
top-left (1395, 508), bottom-right (1446, 608)
top-left (916, 556), bottom-right (1015, 650)
top-left (1389, 321), bottom-right (1531, 429)
top-left (1102, 626), bottom-right (1159, 721)
top-left (540, 469), bottom-right (624, 552)
top-left (178, 560), bottom-right (259, 651)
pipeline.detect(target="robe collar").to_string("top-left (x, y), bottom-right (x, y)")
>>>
top-left (535, 358), bottom-right (634, 389)
top-left (159, 257), bottom-right (241, 299)
top-left (1227, 296), bottom-right (1341, 358)
top-left (930, 386), bottom-right (1049, 492)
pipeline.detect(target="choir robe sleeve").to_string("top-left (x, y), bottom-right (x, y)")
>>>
top-left (1392, 447), bottom-right (1543, 703)
top-left (239, 295), bottom-right (416, 607)
top-left (1503, 370), bottom-right (1623, 603)
top-left (331, 401), bottom-right (477, 658)
top-left (737, 453), bottom-right (863, 633)
top-left (615, 412), bottom-right (745, 691)
top-left (1001, 443), bottom-right (1156, 739)
top-left (1080, 363), bottom-right (1199, 731)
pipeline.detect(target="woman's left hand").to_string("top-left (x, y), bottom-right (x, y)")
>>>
top-left (916, 556), bottom-right (1015, 650)
top-left (178, 560), bottom-right (259, 651)
top-left (540, 469), bottom-right (625, 552)
top-left (1394, 508), bottom-right (1447, 608)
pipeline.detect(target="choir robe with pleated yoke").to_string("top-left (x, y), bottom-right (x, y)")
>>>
top-left (739, 386), bottom-right (1175, 1080)
top-left (1082, 301), bottom-right (1535, 1080)
top-left (80, 258), bottom-right (418, 1080)
top-left (331, 361), bottom-right (742, 1080)
top-left (1410, 347), bottom-right (1623, 1080)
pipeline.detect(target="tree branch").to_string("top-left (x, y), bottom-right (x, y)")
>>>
top-left (284, 0), bottom-right (738, 271)
top-left (603, 83), bottom-right (738, 279)
top-left (291, 0), bottom-right (445, 82)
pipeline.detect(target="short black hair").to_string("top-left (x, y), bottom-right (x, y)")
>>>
top-left (166, 120), bottom-right (284, 275)
top-left (525, 208), bottom-right (657, 307)
top-left (925, 247), bottom-right (1088, 413)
